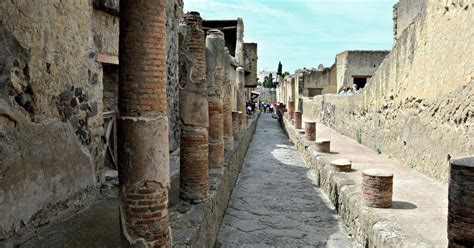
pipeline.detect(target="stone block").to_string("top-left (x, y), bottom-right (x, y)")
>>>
top-left (315, 139), bottom-right (330, 153)
top-left (329, 159), bottom-right (352, 172)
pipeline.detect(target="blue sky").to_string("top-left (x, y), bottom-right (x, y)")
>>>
top-left (184, 0), bottom-right (397, 73)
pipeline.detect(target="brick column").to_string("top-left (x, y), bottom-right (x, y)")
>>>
top-left (118, 1), bottom-right (171, 246)
top-left (448, 156), bottom-right (474, 247)
top-left (236, 67), bottom-right (247, 129)
top-left (207, 30), bottom-right (225, 168)
top-left (223, 48), bottom-right (234, 151)
top-left (304, 121), bottom-right (316, 141)
top-left (362, 169), bottom-right (393, 208)
top-left (179, 12), bottom-right (209, 203)
top-left (288, 101), bottom-right (295, 120)
top-left (294, 111), bottom-right (302, 129)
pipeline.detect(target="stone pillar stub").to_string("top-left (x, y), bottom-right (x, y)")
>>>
top-left (448, 156), bottom-right (474, 247)
top-left (223, 48), bottom-right (234, 151)
top-left (329, 159), bottom-right (352, 172)
top-left (288, 101), bottom-right (295, 120)
top-left (294, 111), bottom-right (302, 129)
top-left (118, 1), bottom-right (171, 246)
top-left (236, 67), bottom-right (247, 129)
top-left (207, 29), bottom-right (225, 168)
top-left (304, 121), bottom-right (316, 141)
top-left (362, 169), bottom-right (393, 208)
top-left (179, 11), bottom-right (209, 203)
top-left (315, 139), bottom-right (330, 153)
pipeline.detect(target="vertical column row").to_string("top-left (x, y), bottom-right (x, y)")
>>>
top-left (118, 1), bottom-right (171, 246)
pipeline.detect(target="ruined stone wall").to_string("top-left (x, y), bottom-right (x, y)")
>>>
top-left (335, 51), bottom-right (389, 92)
top-left (226, 55), bottom-right (238, 111)
top-left (243, 43), bottom-right (257, 87)
top-left (303, 68), bottom-right (337, 95)
top-left (302, 0), bottom-right (474, 182)
top-left (393, 0), bottom-right (425, 42)
top-left (167, 0), bottom-right (183, 154)
top-left (0, 0), bottom-right (118, 239)
top-left (92, 9), bottom-right (119, 56)
top-left (92, 8), bottom-right (119, 113)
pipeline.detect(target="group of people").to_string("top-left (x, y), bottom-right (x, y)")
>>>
top-left (339, 84), bottom-right (359, 96)
top-left (260, 101), bottom-right (275, 114)
top-left (245, 100), bottom-right (276, 116)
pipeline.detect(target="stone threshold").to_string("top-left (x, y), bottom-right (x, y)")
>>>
top-left (170, 113), bottom-right (260, 247)
top-left (281, 117), bottom-right (448, 247)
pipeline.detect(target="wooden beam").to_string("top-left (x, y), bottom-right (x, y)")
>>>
top-left (97, 53), bottom-right (119, 65)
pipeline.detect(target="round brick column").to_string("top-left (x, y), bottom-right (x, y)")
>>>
top-left (329, 159), bottom-right (352, 172)
top-left (315, 139), bottom-right (330, 153)
top-left (304, 121), bottom-right (316, 141)
top-left (206, 29), bottom-right (225, 168)
top-left (232, 111), bottom-right (241, 137)
top-left (223, 48), bottom-right (234, 151)
top-left (448, 156), bottom-right (474, 247)
top-left (362, 169), bottom-right (393, 208)
top-left (236, 67), bottom-right (247, 129)
top-left (288, 101), bottom-right (295, 120)
top-left (118, 1), bottom-right (171, 246)
top-left (179, 12), bottom-right (209, 203)
top-left (294, 111), bottom-right (302, 129)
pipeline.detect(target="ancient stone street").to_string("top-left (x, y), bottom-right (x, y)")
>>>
top-left (217, 114), bottom-right (351, 247)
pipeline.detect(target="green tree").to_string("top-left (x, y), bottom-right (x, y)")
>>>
top-left (282, 71), bottom-right (290, 77)
top-left (277, 61), bottom-right (283, 76)
top-left (263, 73), bottom-right (274, 88)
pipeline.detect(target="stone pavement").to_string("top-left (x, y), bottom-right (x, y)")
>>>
top-left (216, 114), bottom-right (352, 247)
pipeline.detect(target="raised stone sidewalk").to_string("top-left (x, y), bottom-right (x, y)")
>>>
top-left (282, 117), bottom-right (448, 247)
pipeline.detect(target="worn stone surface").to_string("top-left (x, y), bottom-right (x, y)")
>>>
top-left (217, 114), bottom-right (351, 247)
top-left (171, 114), bottom-right (260, 247)
top-left (302, 1), bottom-right (474, 182)
top-left (0, 1), bottom-right (105, 239)
top-left (283, 117), bottom-right (449, 247)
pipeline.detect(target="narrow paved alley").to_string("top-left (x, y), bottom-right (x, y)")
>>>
top-left (217, 114), bottom-right (351, 247)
